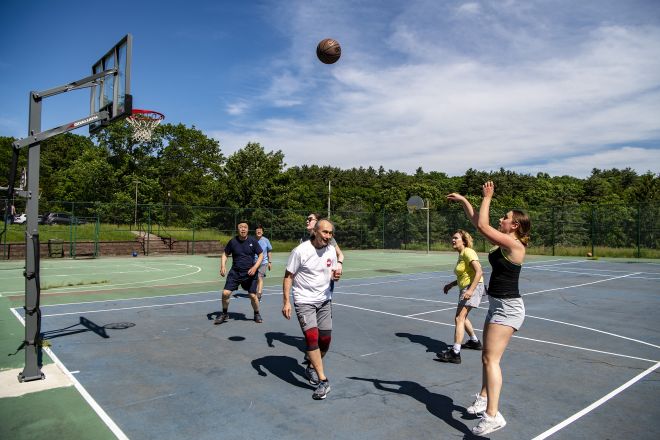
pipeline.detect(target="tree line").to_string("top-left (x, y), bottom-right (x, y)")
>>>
top-left (1, 121), bottom-right (657, 216)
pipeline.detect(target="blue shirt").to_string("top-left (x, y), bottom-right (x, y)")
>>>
top-left (256, 237), bottom-right (272, 265)
top-left (225, 236), bottom-right (263, 272)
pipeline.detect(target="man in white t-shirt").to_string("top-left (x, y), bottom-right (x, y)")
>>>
top-left (282, 219), bottom-right (340, 400)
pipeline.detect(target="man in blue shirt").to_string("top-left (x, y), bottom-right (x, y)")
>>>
top-left (215, 221), bottom-right (263, 324)
top-left (254, 225), bottom-right (273, 302)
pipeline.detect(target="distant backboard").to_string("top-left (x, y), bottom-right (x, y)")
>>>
top-left (90, 34), bottom-right (132, 133)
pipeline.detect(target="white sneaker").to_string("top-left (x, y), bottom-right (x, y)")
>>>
top-left (472, 411), bottom-right (506, 435)
top-left (467, 394), bottom-right (487, 415)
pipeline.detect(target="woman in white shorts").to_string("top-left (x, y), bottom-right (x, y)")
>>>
top-left (436, 229), bottom-right (484, 364)
top-left (448, 181), bottom-right (531, 436)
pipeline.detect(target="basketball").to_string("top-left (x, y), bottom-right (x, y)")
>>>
top-left (317, 38), bottom-right (341, 64)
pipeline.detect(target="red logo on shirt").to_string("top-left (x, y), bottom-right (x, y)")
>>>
top-left (326, 259), bottom-right (332, 267)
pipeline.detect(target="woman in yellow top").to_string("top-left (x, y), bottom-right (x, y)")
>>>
top-left (436, 230), bottom-right (485, 364)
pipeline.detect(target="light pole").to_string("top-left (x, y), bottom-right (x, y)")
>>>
top-left (327, 180), bottom-right (331, 219)
top-left (133, 179), bottom-right (139, 230)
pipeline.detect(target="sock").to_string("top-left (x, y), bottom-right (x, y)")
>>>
top-left (470, 335), bottom-right (479, 342)
top-left (222, 308), bottom-right (228, 315)
top-left (453, 343), bottom-right (461, 353)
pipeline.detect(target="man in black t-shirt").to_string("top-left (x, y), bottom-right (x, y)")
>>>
top-left (215, 221), bottom-right (263, 324)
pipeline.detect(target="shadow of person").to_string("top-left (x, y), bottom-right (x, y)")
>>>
top-left (348, 376), bottom-right (480, 438)
top-left (251, 355), bottom-right (314, 390)
top-left (206, 311), bottom-right (248, 322)
top-left (265, 331), bottom-right (306, 351)
top-left (395, 332), bottom-right (448, 354)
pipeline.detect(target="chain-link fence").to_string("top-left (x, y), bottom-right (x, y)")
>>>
top-left (2, 199), bottom-right (658, 258)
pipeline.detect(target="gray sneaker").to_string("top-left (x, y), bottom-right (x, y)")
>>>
top-left (214, 313), bottom-right (229, 325)
top-left (312, 379), bottom-right (331, 400)
top-left (472, 411), bottom-right (506, 435)
top-left (467, 394), bottom-right (487, 415)
top-left (305, 364), bottom-right (320, 385)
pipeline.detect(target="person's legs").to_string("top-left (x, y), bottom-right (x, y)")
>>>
top-left (454, 305), bottom-right (470, 345)
top-left (221, 290), bottom-right (232, 312)
top-left (481, 323), bottom-right (515, 417)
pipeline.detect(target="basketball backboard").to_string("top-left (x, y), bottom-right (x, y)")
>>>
top-left (90, 34), bottom-right (132, 133)
top-left (407, 195), bottom-right (425, 211)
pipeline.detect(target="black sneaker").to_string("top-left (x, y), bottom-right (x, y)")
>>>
top-left (305, 364), bottom-right (320, 385)
top-left (312, 379), bottom-right (331, 400)
top-left (254, 312), bottom-right (263, 323)
top-left (461, 340), bottom-right (483, 350)
top-left (214, 313), bottom-right (229, 325)
top-left (436, 349), bottom-right (462, 364)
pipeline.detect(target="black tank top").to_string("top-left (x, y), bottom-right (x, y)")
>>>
top-left (487, 247), bottom-right (522, 298)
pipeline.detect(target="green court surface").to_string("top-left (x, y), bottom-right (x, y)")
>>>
top-left (1, 250), bottom-right (465, 440)
top-left (1, 251), bottom-right (656, 440)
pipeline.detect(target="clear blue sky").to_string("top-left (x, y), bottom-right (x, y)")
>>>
top-left (1, 0), bottom-right (659, 177)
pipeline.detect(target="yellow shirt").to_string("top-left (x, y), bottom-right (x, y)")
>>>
top-left (454, 247), bottom-right (484, 289)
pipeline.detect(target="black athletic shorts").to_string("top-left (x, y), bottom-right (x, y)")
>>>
top-left (223, 269), bottom-right (258, 293)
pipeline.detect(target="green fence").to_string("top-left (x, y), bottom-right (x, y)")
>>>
top-left (2, 200), bottom-right (658, 258)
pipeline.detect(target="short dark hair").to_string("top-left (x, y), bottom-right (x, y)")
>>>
top-left (256, 224), bottom-right (264, 231)
top-left (237, 220), bottom-right (249, 227)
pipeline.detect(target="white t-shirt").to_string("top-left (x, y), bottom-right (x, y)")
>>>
top-left (286, 240), bottom-right (337, 304)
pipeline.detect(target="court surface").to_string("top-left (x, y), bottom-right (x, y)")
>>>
top-left (2, 251), bottom-right (659, 439)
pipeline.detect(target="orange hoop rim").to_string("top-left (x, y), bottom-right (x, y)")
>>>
top-left (129, 109), bottom-right (165, 120)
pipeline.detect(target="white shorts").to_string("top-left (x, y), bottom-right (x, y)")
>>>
top-left (458, 283), bottom-right (485, 308)
top-left (485, 296), bottom-right (525, 331)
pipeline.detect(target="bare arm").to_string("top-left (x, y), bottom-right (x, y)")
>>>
top-left (476, 181), bottom-right (525, 258)
top-left (333, 242), bottom-right (344, 276)
top-left (248, 252), bottom-right (263, 276)
top-left (220, 253), bottom-right (228, 277)
top-left (446, 193), bottom-right (478, 226)
top-left (282, 271), bottom-right (294, 319)
top-left (462, 259), bottom-right (483, 300)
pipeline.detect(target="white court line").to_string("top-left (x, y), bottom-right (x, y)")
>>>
top-left (2, 263), bottom-right (203, 295)
top-left (531, 362), bottom-right (660, 440)
top-left (40, 298), bottom-right (218, 317)
top-left (333, 302), bottom-right (658, 363)
top-left (522, 272), bottom-right (641, 296)
top-left (10, 308), bottom-right (129, 440)
top-left (526, 314), bottom-right (660, 349)
top-left (406, 307), bottom-right (457, 317)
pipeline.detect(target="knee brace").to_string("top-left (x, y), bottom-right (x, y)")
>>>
top-left (303, 327), bottom-right (319, 351)
top-left (318, 329), bottom-right (332, 353)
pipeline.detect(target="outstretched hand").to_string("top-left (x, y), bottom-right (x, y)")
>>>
top-left (482, 181), bottom-right (495, 198)
top-left (446, 193), bottom-right (466, 203)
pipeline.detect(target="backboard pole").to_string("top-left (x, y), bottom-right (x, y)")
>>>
top-left (19, 91), bottom-right (44, 382)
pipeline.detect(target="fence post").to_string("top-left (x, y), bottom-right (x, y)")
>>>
top-left (590, 206), bottom-right (595, 257)
top-left (70, 201), bottom-right (75, 258)
top-left (636, 203), bottom-right (641, 258)
top-left (147, 205), bottom-right (151, 256)
top-left (192, 226), bottom-right (195, 255)
top-left (551, 206), bottom-right (556, 256)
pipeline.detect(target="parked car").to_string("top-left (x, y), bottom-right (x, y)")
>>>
top-left (43, 212), bottom-right (86, 225)
top-left (13, 213), bottom-right (27, 224)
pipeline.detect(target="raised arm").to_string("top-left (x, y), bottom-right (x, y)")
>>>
top-left (446, 193), bottom-right (478, 226)
top-left (476, 181), bottom-right (524, 254)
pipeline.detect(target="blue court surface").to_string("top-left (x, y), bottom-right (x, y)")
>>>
top-left (11, 255), bottom-right (660, 439)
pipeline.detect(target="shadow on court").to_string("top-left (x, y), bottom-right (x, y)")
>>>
top-left (396, 332), bottom-right (448, 354)
top-left (265, 331), bottom-right (306, 352)
top-left (348, 376), bottom-right (481, 438)
top-left (251, 355), bottom-right (314, 390)
top-left (205, 311), bottom-right (249, 321)
top-left (42, 316), bottom-right (135, 341)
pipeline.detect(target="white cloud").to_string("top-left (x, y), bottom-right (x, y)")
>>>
top-left (210, 1), bottom-right (660, 177)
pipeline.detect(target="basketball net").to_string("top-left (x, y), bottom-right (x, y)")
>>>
top-left (127, 109), bottom-right (165, 142)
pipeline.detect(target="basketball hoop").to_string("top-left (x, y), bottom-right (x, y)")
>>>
top-left (126, 109), bottom-right (165, 142)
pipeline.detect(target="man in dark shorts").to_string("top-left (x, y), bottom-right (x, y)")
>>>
top-left (215, 221), bottom-right (263, 324)
top-left (282, 219), bottom-right (341, 400)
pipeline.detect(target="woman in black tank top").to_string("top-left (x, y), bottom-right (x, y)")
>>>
top-left (447, 181), bottom-right (531, 436)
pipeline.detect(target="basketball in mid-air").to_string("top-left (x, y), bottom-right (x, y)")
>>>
top-left (317, 38), bottom-right (341, 64)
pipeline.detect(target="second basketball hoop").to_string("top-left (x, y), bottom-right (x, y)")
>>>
top-left (126, 109), bottom-right (165, 142)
